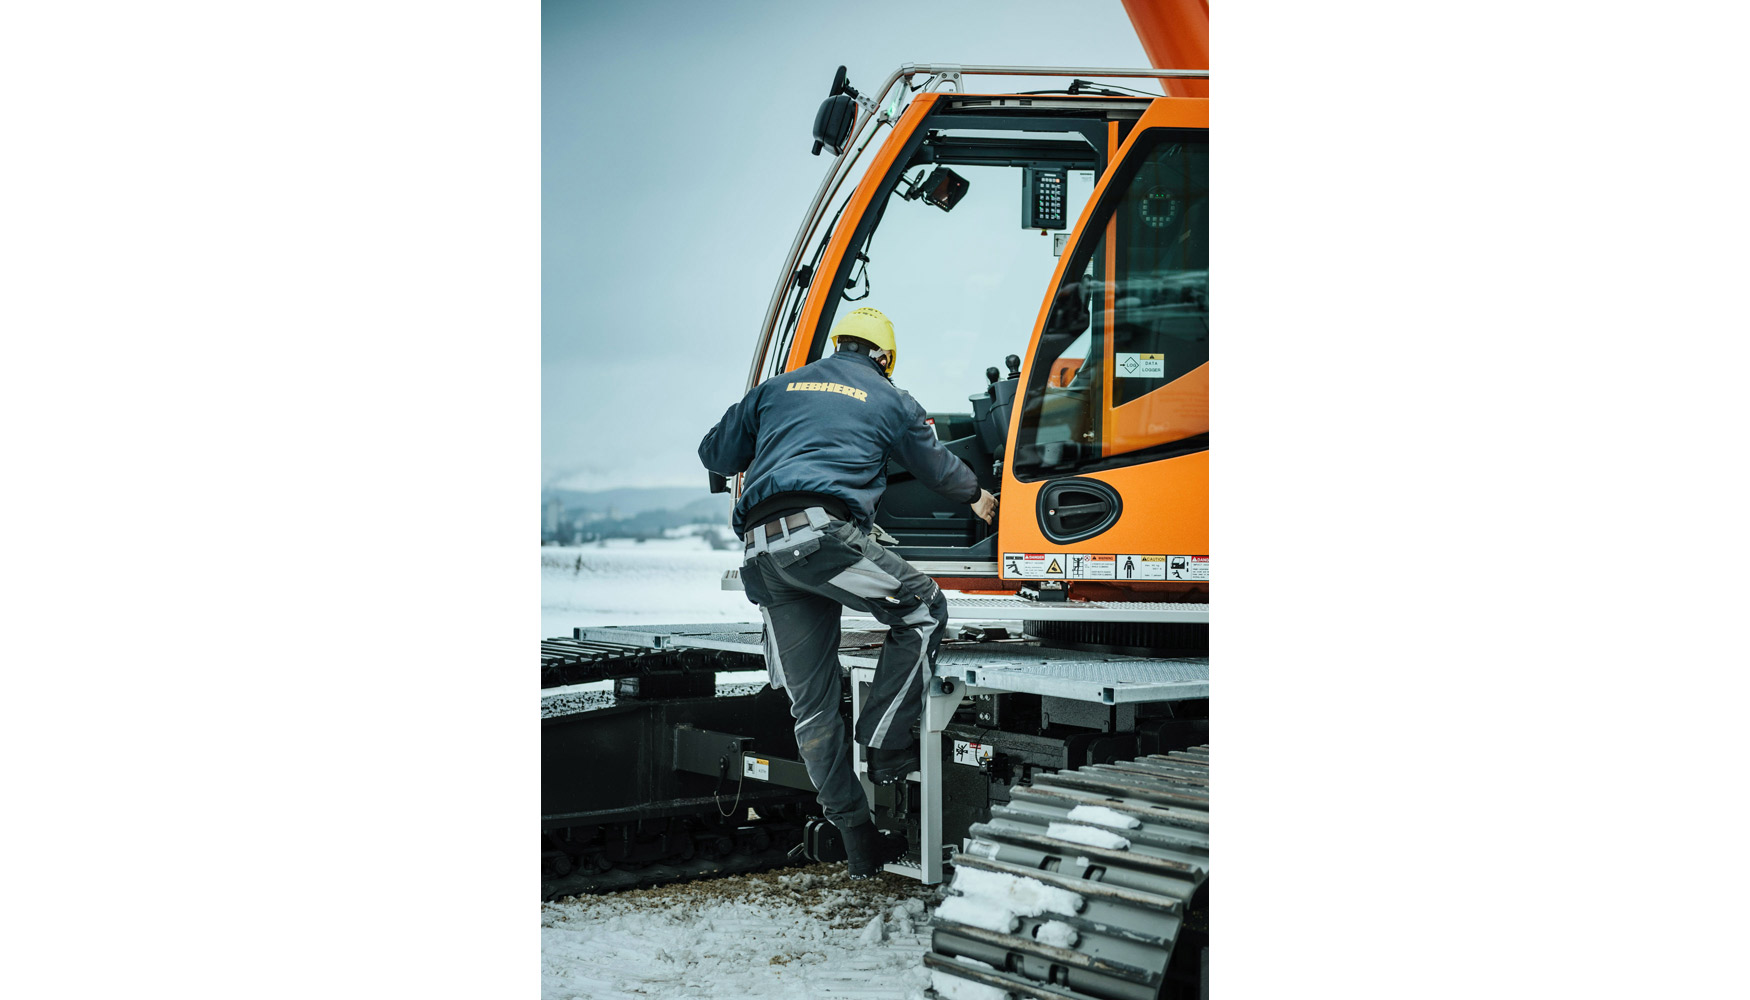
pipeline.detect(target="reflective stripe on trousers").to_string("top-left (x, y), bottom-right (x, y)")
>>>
top-left (740, 508), bottom-right (949, 829)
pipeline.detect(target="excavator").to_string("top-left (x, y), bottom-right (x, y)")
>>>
top-left (543, 3), bottom-right (1210, 997)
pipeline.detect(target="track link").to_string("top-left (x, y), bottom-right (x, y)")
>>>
top-left (928, 747), bottom-right (1209, 1000)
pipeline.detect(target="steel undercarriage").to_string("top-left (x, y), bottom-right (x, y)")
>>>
top-left (543, 599), bottom-right (1209, 999)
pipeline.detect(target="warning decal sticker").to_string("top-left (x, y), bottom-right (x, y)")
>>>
top-left (952, 740), bottom-right (994, 767)
top-left (1003, 553), bottom-right (1065, 578)
top-left (1111, 555), bottom-right (1210, 580)
top-left (1117, 555), bottom-right (1167, 580)
top-left (743, 757), bottom-right (769, 780)
top-left (1168, 555), bottom-right (1210, 581)
top-left (1116, 353), bottom-right (1165, 378)
top-left (1014, 553), bottom-right (1207, 581)
top-left (1065, 553), bottom-right (1117, 579)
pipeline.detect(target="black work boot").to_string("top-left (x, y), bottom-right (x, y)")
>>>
top-left (866, 742), bottom-right (919, 784)
top-left (842, 817), bottom-right (904, 880)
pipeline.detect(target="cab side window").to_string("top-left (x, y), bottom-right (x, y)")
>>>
top-left (1013, 130), bottom-right (1208, 480)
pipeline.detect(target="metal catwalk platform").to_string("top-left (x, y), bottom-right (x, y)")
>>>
top-left (564, 619), bottom-right (1208, 885)
top-left (912, 596), bottom-right (1207, 624)
top-left (721, 571), bottom-right (1208, 624)
top-left (570, 621), bottom-right (1208, 704)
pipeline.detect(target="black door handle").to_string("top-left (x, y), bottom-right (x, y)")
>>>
top-left (1037, 478), bottom-right (1123, 543)
top-left (1048, 502), bottom-right (1108, 517)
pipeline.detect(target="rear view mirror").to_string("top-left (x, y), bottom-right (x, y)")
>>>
top-left (812, 94), bottom-right (856, 156)
top-left (811, 65), bottom-right (862, 156)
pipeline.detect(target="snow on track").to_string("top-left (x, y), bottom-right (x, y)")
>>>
top-left (542, 863), bottom-right (943, 1000)
top-left (1046, 821), bottom-right (1132, 850)
top-left (1065, 803), bottom-right (1142, 830)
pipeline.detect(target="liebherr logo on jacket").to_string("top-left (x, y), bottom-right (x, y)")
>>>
top-left (699, 349), bottom-right (981, 535)
top-left (786, 381), bottom-right (868, 402)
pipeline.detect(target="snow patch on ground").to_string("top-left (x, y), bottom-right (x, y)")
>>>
top-left (542, 863), bottom-right (939, 1000)
top-left (1065, 804), bottom-right (1142, 830)
top-left (542, 539), bottom-right (757, 639)
top-left (1047, 822), bottom-right (1132, 850)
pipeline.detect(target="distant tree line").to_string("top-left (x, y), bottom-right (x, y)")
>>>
top-left (542, 495), bottom-right (733, 545)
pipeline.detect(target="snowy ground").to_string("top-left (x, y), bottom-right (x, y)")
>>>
top-left (541, 536), bottom-right (757, 639)
top-left (542, 865), bottom-right (943, 1000)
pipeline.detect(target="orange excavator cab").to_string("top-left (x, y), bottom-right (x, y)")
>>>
top-left (740, 50), bottom-right (1208, 601)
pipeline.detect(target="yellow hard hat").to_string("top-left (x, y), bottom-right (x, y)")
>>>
top-left (829, 307), bottom-right (897, 376)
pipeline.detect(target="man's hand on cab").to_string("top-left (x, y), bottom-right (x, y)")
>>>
top-left (970, 489), bottom-right (998, 525)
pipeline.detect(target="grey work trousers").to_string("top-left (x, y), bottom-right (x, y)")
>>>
top-left (740, 507), bottom-right (949, 831)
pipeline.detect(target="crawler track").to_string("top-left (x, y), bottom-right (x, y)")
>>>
top-left (542, 834), bottom-right (809, 900)
top-left (928, 747), bottom-right (1209, 1000)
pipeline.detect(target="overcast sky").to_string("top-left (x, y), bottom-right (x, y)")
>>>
top-left (542, 0), bottom-right (1150, 491)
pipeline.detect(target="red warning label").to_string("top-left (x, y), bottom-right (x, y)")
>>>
top-left (1003, 553), bottom-right (1065, 578)
top-left (1168, 555), bottom-right (1210, 581)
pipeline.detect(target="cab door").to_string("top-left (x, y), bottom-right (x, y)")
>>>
top-left (997, 98), bottom-right (1208, 592)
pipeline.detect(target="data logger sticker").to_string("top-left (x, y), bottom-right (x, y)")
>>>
top-left (1116, 353), bottom-right (1165, 378)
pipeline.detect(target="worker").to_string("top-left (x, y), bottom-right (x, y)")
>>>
top-left (698, 306), bottom-right (998, 879)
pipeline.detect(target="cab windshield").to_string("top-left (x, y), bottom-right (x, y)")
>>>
top-left (806, 109), bottom-right (1130, 418)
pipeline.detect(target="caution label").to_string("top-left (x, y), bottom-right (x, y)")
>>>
top-left (1168, 555), bottom-right (1210, 581)
top-left (1116, 353), bottom-right (1165, 378)
top-left (1117, 554), bottom-right (1167, 580)
top-left (1003, 553), bottom-right (1064, 578)
top-left (1065, 553), bottom-right (1116, 579)
top-left (952, 739), bottom-right (994, 767)
top-left (743, 757), bottom-right (769, 780)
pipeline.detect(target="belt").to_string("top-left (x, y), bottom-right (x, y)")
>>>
top-left (743, 508), bottom-right (840, 551)
top-left (745, 511), bottom-right (811, 548)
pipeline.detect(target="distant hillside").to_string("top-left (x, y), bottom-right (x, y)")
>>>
top-left (541, 486), bottom-right (733, 542)
top-left (546, 486), bottom-right (718, 519)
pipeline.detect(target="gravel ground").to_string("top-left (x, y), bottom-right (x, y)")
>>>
top-left (541, 863), bottom-right (946, 1000)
